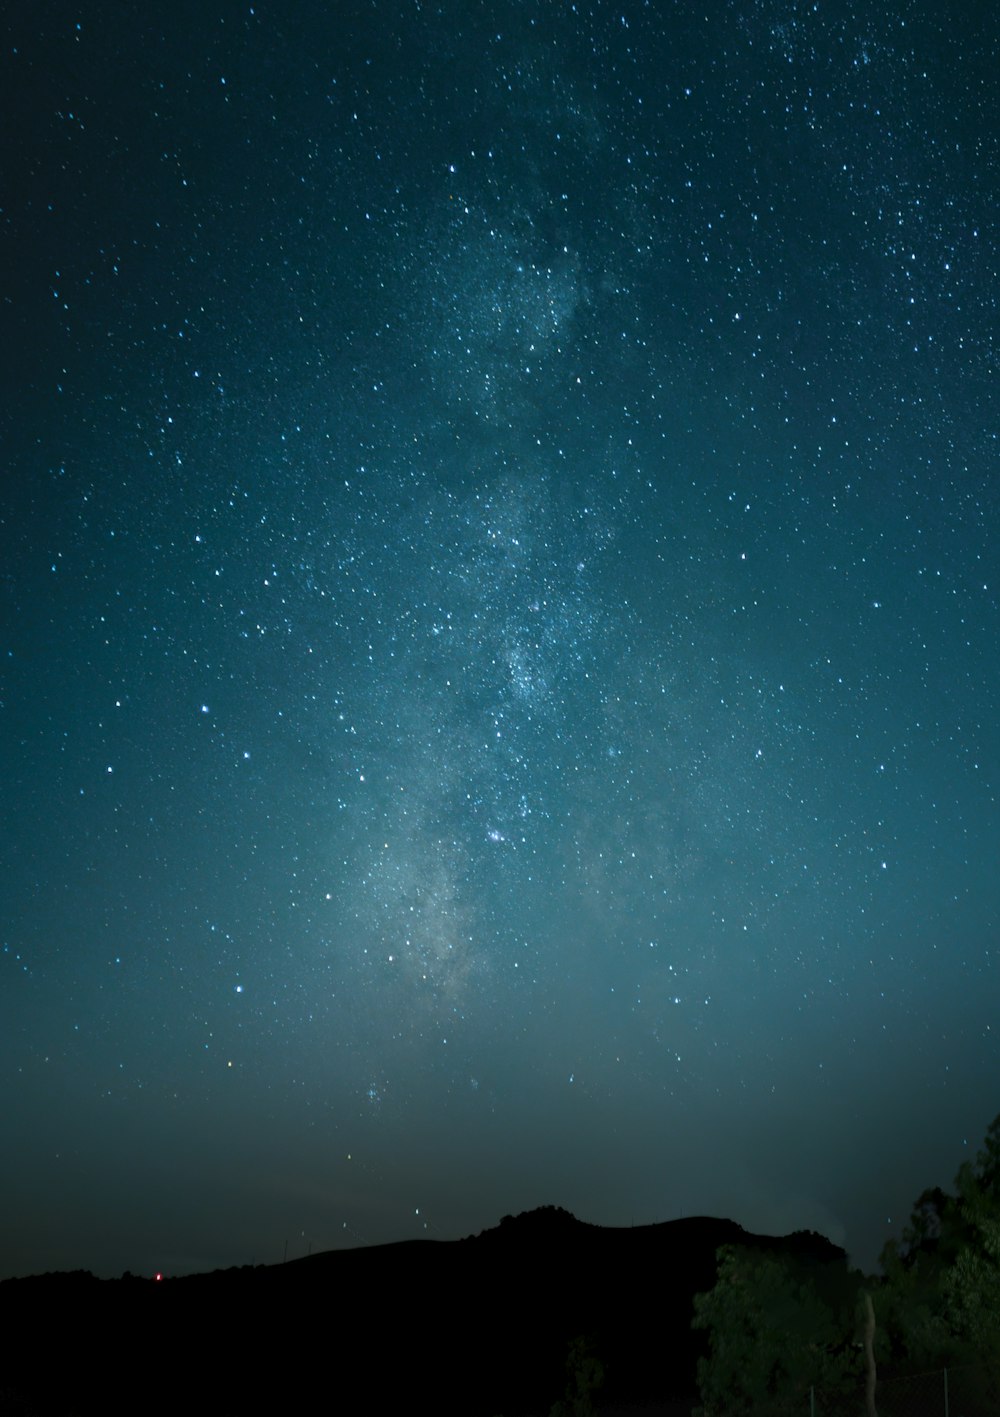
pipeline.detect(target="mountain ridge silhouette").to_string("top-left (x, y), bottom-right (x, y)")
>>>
top-left (1, 1205), bottom-right (848, 1416)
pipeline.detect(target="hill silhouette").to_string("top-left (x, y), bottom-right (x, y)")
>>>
top-left (0, 1206), bottom-right (848, 1416)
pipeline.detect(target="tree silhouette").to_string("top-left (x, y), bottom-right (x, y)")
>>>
top-left (549, 1334), bottom-right (605, 1417)
top-left (877, 1111), bottom-right (1000, 1374)
top-left (692, 1244), bottom-right (863, 1416)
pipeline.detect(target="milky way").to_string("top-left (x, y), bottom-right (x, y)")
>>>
top-left (2, 0), bottom-right (997, 1277)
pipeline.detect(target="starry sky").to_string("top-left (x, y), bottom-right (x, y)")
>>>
top-left (2, 0), bottom-right (997, 1281)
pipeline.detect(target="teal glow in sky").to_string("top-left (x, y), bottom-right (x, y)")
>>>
top-left (2, 0), bottom-right (997, 1279)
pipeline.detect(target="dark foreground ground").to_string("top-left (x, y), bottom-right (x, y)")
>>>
top-left (0, 1208), bottom-right (841, 1416)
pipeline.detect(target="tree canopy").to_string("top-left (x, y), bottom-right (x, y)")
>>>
top-left (693, 1112), bottom-right (1000, 1416)
top-left (692, 1243), bottom-right (864, 1415)
top-left (877, 1113), bottom-right (1000, 1371)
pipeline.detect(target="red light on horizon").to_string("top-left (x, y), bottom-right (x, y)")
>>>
top-left (154, 1272), bottom-right (163, 1282)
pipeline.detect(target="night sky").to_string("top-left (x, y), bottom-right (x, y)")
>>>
top-left (2, 0), bottom-right (997, 1282)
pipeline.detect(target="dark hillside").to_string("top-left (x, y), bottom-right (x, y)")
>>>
top-left (0, 1207), bottom-right (846, 1416)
